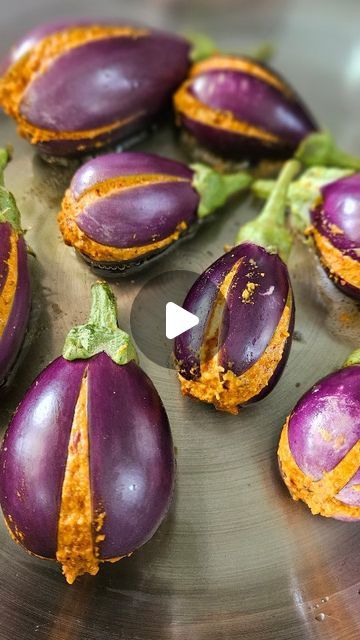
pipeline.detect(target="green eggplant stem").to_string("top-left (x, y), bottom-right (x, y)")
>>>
top-left (235, 159), bottom-right (301, 262)
top-left (0, 147), bottom-right (22, 233)
top-left (343, 348), bottom-right (360, 368)
top-left (251, 166), bottom-right (353, 234)
top-left (188, 32), bottom-right (274, 64)
top-left (187, 32), bottom-right (218, 62)
top-left (0, 148), bottom-right (9, 187)
top-left (192, 163), bottom-right (252, 218)
top-left (63, 282), bottom-right (138, 365)
top-left (296, 131), bottom-right (360, 170)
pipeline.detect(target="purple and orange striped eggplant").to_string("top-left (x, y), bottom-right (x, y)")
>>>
top-left (175, 242), bottom-right (294, 414)
top-left (58, 151), bottom-right (251, 275)
top-left (0, 148), bottom-right (31, 388)
top-left (173, 55), bottom-right (317, 162)
top-left (174, 160), bottom-right (299, 414)
top-left (278, 351), bottom-right (360, 521)
top-left (307, 173), bottom-right (360, 299)
top-left (0, 20), bottom-right (190, 157)
top-left (0, 282), bottom-right (174, 584)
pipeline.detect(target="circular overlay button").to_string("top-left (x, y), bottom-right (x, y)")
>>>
top-left (130, 269), bottom-right (227, 369)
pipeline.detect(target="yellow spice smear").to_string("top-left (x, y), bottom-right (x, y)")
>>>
top-left (0, 25), bottom-right (148, 145)
top-left (278, 419), bottom-right (360, 519)
top-left (57, 372), bottom-right (102, 584)
top-left (179, 260), bottom-right (292, 414)
top-left (174, 55), bottom-right (290, 143)
top-left (0, 231), bottom-right (18, 337)
top-left (309, 227), bottom-right (360, 290)
top-left (58, 174), bottom-right (189, 262)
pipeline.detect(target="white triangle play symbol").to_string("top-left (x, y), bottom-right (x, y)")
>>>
top-left (165, 302), bottom-right (199, 340)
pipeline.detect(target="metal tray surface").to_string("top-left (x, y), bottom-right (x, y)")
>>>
top-left (0, 1), bottom-right (359, 639)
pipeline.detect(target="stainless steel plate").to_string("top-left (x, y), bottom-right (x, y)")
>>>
top-left (0, 1), bottom-right (359, 638)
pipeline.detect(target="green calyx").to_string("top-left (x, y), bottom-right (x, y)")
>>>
top-left (187, 32), bottom-right (274, 64)
top-left (63, 282), bottom-right (138, 366)
top-left (251, 166), bottom-right (353, 234)
top-left (0, 148), bottom-right (9, 185)
top-left (0, 147), bottom-right (23, 234)
top-left (187, 32), bottom-right (218, 63)
top-left (235, 159), bottom-right (301, 262)
top-left (248, 42), bottom-right (275, 63)
top-left (343, 349), bottom-right (360, 368)
top-left (295, 131), bottom-right (360, 170)
top-left (191, 163), bottom-right (252, 219)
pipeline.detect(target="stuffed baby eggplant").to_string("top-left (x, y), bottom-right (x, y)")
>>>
top-left (58, 151), bottom-right (251, 275)
top-left (0, 148), bottom-right (31, 387)
top-left (0, 282), bottom-right (174, 583)
top-left (278, 351), bottom-right (360, 521)
top-left (173, 54), bottom-right (317, 162)
top-left (252, 135), bottom-right (360, 299)
top-left (0, 19), bottom-right (190, 158)
top-left (307, 173), bottom-right (360, 299)
top-left (174, 160), bottom-right (299, 414)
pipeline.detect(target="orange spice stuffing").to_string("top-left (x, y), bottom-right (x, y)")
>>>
top-left (179, 259), bottom-right (292, 414)
top-left (241, 281), bottom-right (259, 303)
top-left (56, 371), bottom-right (131, 583)
top-left (56, 372), bottom-right (100, 584)
top-left (58, 174), bottom-right (190, 261)
top-left (308, 227), bottom-right (360, 289)
top-left (278, 419), bottom-right (360, 519)
top-left (0, 25), bottom-right (148, 145)
top-left (0, 230), bottom-right (18, 337)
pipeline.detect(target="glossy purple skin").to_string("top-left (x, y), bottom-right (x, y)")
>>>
top-left (0, 227), bottom-right (31, 387)
top-left (180, 62), bottom-right (317, 161)
top-left (0, 357), bottom-right (86, 557)
top-left (311, 173), bottom-right (360, 262)
top-left (71, 152), bottom-right (199, 248)
top-left (78, 182), bottom-right (198, 248)
top-left (191, 70), bottom-right (315, 143)
top-left (310, 174), bottom-right (360, 299)
top-left (6, 23), bottom-right (189, 156)
top-left (218, 245), bottom-right (291, 375)
top-left (287, 365), bottom-right (360, 519)
top-left (175, 243), bottom-right (294, 404)
top-left (0, 353), bottom-right (174, 560)
top-left (71, 152), bottom-right (194, 199)
top-left (88, 353), bottom-right (174, 558)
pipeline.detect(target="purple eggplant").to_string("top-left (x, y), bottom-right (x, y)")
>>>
top-left (0, 282), bottom-right (174, 583)
top-left (0, 148), bottom-right (31, 388)
top-left (307, 173), bottom-right (360, 299)
top-left (174, 160), bottom-right (299, 414)
top-left (278, 351), bottom-right (360, 521)
top-left (252, 132), bottom-right (360, 298)
top-left (0, 20), bottom-right (190, 158)
top-left (173, 55), bottom-right (317, 162)
top-left (58, 151), bottom-right (251, 275)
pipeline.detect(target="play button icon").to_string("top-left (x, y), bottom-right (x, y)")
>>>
top-left (130, 269), bottom-right (225, 369)
top-left (165, 302), bottom-right (199, 339)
